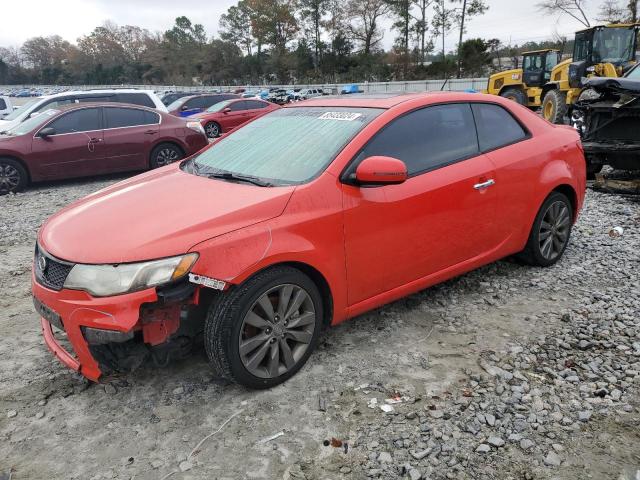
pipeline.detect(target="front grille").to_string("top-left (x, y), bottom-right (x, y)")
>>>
top-left (34, 245), bottom-right (74, 291)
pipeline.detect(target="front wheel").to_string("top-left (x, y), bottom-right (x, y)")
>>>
top-left (542, 90), bottom-right (568, 124)
top-left (0, 158), bottom-right (28, 195)
top-left (205, 266), bottom-right (323, 389)
top-left (517, 192), bottom-right (573, 267)
top-left (150, 143), bottom-right (183, 169)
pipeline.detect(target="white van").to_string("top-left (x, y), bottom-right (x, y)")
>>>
top-left (0, 96), bottom-right (13, 119)
top-left (0, 89), bottom-right (167, 132)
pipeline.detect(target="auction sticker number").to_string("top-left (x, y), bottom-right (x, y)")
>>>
top-left (318, 112), bottom-right (363, 121)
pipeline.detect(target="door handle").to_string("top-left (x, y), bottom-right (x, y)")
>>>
top-left (144, 130), bottom-right (158, 135)
top-left (473, 179), bottom-right (495, 190)
top-left (89, 137), bottom-right (102, 143)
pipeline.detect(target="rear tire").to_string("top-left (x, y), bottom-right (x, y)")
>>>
top-left (204, 121), bottom-right (221, 139)
top-left (500, 87), bottom-right (527, 106)
top-left (516, 192), bottom-right (573, 267)
top-left (542, 89), bottom-right (568, 124)
top-left (0, 157), bottom-right (28, 195)
top-left (150, 143), bottom-right (183, 169)
top-left (205, 266), bottom-right (323, 389)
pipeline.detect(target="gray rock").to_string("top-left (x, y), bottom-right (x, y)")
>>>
top-left (520, 439), bottom-right (535, 450)
top-left (410, 449), bottom-right (431, 460)
top-left (544, 451), bottom-right (562, 467)
top-left (578, 411), bottom-right (592, 422)
top-left (179, 460), bottom-right (193, 472)
top-left (476, 444), bottom-right (491, 454)
top-left (408, 469), bottom-right (422, 480)
top-left (6, 410), bottom-right (17, 418)
top-left (378, 452), bottom-right (392, 463)
top-left (487, 436), bottom-right (505, 448)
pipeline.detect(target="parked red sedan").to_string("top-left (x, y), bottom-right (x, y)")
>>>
top-left (32, 93), bottom-right (586, 388)
top-left (190, 98), bottom-right (280, 138)
top-left (0, 103), bottom-right (208, 194)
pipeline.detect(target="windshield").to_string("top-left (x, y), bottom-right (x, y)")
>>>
top-left (206, 100), bottom-right (234, 113)
top-left (5, 109), bottom-right (59, 135)
top-left (188, 107), bottom-right (383, 185)
top-left (576, 28), bottom-right (638, 64)
top-left (626, 64), bottom-right (640, 79)
top-left (167, 98), bottom-right (187, 111)
top-left (3, 98), bottom-right (39, 121)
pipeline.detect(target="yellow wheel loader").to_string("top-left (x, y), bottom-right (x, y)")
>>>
top-left (486, 49), bottom-right (562, 107)
top-left (540, 24), bottom-right (639, 123)
top-left (487, 24), bottom-right (640, 124)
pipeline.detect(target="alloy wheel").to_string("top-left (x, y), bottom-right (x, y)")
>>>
top-left (205, 123), bottom-right (220, 138)
top-left (0, 163), bottom-right (20, 194)
top-left (538, 200), bottom-right (571, 261)
top-left (238, 283), bottom-right (316, 379)
top-left (155, 147), bottom-right (180, 167)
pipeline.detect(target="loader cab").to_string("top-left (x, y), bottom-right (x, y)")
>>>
top-left (569, 24), bottom-right (640, 87)
top-left (522, 50), bottom-right (561, 87)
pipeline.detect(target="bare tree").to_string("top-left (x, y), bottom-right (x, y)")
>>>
top-left (628, 0), bottom-right (638, 21)
top-left (411, 0), bottom-right (434, 64)
top-left (454, 0), bottom-right (488, 78)
top-left (537, 0), bottom-right (591, 27)
top-left (347, 0), bottom-right (390, 55)
top-left (597, 0), bottom-right (626, 22)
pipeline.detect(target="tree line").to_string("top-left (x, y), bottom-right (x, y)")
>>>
top-left (0, 0), bottom-right (637, 86)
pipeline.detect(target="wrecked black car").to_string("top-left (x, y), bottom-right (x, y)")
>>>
top-left (572, 70), bottom-right (640, 176)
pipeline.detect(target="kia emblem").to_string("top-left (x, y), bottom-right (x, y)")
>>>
top-left (38, 255), bottom-right (47, 273)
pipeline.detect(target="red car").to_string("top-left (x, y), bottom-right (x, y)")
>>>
top-left (32, 93), bottom-right (586, 388)
top-left (190, 98), bottom-right (280, 138)
top-left (0, 103), bottom-right (209, 194)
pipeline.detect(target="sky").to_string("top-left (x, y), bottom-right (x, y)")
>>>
top-left (0, 0), bottom-right (607, 51)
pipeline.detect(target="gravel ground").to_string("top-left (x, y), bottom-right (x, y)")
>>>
top-left (0, 176), bottom-right (639, 480)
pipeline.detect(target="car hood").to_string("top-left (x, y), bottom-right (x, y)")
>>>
top-left (0, 119), bottom-right (18, 131)
top-left (39, 164), bottom-right (296, 264)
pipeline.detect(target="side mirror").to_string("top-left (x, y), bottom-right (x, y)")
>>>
top-left (29, 111), bottom-right (41, 119)
top-left (223, 107), bottom-right (231, 114)
top-left (38, 127), bottom-right (56, 138)
top-left (354, 156), bottom-right (408, 186)
top-left (181, 105), bottom-right (190, 111)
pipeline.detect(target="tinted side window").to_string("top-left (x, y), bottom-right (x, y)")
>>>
top-left (0, 98), bottom-right (6, 110)
top-left (33, 97), bottom-right (75, 113)
top-left (144, 110), bottom-right (160, 124)
top-left (245, 100), bottom-right (267, 110)
top-left (357, 103), bottom-right (479, 175)
top-left (105, 107), bottom-right (154, 128)
top-left (115, 93), bottom-right (155, 108)
top-left (78, 96), bottom-right (113, 103)
top-left (472, 103), bottom-right (527, 152)
top-left (184, 97), bottom-right (200, 109)
top-left (48, 108), bottom-right (102, 134)
top-left (229, 101), bottom-right (246, 112)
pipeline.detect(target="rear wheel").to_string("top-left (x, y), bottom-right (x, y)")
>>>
top-left (0, 158), bottom-right (28, 195)
top-left (150, 143), bottom-right (183, 169)
top-left (542, 89), bottom-right (568, 124)
top-left (500, 87), bottom-right (527, 106)
top-left (204, 121), bottom-right (221, 139)
top-left (205, 266), bottom-right (323, 389)
top-left (517, 192), bottom-right (573, 267)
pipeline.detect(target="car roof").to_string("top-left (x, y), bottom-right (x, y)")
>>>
top-left (44, 102), bottom-right (159, 113)
top-left (37, 89), bottom-right (154, 100)
top-left (288, 92), bottom-right (486, 109)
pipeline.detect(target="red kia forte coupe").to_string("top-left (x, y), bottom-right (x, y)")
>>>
top-left (190, 98), bottom-right (280, 138)
top-left (0, 103), bottom-right (209, 194)
top-left (32, 93), bottom-right (586, 388)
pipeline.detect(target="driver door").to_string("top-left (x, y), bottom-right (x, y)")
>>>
top-left (342, 103), bottom-right (500, 305)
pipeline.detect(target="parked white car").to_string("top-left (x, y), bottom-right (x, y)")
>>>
top-left (0, 89), bottom-right (168, 132)
top-left (0, 96), bottom-right (13, 119)
top-left (295, 88), bottom-right (325, 100)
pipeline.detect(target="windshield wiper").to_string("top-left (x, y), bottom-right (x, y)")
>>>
top-left (206, 171), bottom-right (274, 187)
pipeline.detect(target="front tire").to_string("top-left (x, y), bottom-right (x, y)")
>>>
top-left (0, 158), bottom-right (28, 195)
top-left (150, 143), bottom-right (183, 169)
top-left (517, 192), bottom-right (573, 267)
top-left (542, 89), bottom-right (568, 124)
top-left (205, 266), bottom-right (323, 389)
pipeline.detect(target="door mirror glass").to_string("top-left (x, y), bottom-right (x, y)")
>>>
top-left (38, 127), bottom-right (56, 138)
top-left (355, 156), bottom-right (408, 185)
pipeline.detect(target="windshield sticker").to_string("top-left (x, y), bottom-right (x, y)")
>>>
top-left (318, 112), bottom-right (362, 121)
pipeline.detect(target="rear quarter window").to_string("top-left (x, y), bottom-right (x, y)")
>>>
top-left (0, 98), bottom-right (6, 110)
top-left (472, 103), bottom-right (528, 152)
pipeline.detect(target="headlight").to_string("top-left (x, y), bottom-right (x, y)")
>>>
top-left (186, 121), bottom-right (206, 136)
top-left (63, 253), bottom-right (198, 297)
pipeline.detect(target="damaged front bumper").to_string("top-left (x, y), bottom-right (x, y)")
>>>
top-left (32, 271), bottom-right (199, 382)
